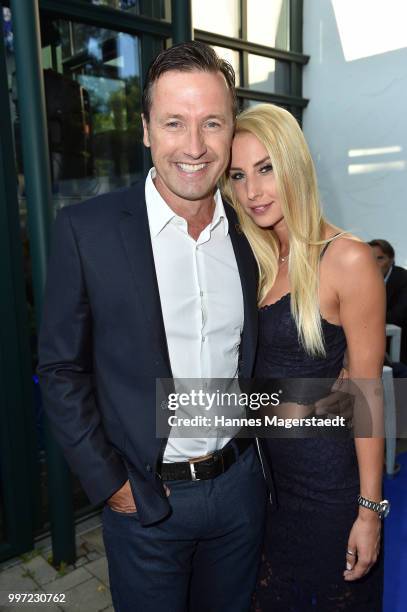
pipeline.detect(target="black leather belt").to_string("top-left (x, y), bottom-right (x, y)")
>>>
top-left (159, 438), bottom-right (253, 482)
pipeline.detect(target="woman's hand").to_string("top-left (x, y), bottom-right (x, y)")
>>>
top-left (343, 512), bottom-right (381, 581)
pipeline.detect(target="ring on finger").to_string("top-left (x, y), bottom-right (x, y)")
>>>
top-left (346, 549), bottom-right (356, 556)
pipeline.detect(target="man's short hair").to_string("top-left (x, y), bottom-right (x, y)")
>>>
top-left (142, 41), bottom-right (237, 122)
top-left (368, 239), bottom-right (395, 259)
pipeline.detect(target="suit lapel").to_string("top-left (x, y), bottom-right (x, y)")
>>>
top-left (386, 270), bottom-right (397, 305)
top-left (226, 205), bottom-right (258, 377)
top-left (119, 183), bottom-right (172, 374)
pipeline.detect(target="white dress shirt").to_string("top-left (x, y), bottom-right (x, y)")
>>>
top-left (145, 168), bottom-right (244, 462)
top-left (384, 264), bottom-right (394, 284)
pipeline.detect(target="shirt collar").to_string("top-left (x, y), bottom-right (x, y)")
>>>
top-left (145, 168), bottom-right (176, 237)
top-left (210, 188), bottom-right (229, 237)
top-left (384, 264), bottom-right (393, 284)
top-left (145, 167), bottom-right (228, 238)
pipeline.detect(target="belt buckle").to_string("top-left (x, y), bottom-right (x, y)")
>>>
top-left (188, 451), bottom-right (214, 481)
top-left (189, 462), bottom-right (199, 481)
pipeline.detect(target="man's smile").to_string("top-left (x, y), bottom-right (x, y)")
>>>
top-left (176, 162), bottom-right (209, 173)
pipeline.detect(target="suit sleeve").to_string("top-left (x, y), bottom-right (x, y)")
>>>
top-left (387, 276), bottom-right (407, 326)
top-left (37, 207), bottom-right (128, 505)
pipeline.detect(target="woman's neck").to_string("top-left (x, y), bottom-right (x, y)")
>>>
top-left (273, 220), bottom-right (290, 256)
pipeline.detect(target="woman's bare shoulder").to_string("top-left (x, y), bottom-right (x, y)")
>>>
top-left (323, 231), bottom-right (376, 273)
top-left (321, 231), bottom-right (385, 309)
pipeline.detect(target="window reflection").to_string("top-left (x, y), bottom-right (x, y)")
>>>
top-left (89, 0), bottom-right (171, 21)
top-left (6, 16), bottom-right (148, 209)
top-left (44, 18), bottom-right (143, 201)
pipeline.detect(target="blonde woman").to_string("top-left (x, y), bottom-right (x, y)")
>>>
top-left (222, 104), bottom-right (386, 611)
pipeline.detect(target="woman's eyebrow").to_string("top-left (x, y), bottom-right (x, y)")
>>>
top-left (253, 156), bottom-right (271, 167)
top-left (230, 156), bottom-right (270, 171)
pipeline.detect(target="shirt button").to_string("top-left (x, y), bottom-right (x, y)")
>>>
top-left (145, 464), bottom-right (152, 472)
top-left (202, 336), bottom-right (206, 343)
top-left (200, 291), bottom-right (203, 297)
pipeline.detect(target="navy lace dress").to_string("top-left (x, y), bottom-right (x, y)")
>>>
top-left (252, 293), bottom-right (384, 611)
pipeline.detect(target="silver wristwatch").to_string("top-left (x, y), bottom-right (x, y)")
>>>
top-left (357, 495), bottom-right (390, 518)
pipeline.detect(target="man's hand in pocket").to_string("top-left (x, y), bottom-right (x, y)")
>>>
top-left (107, 480), bottom-right (137, 513)
top-left (107, 479), bottom-right (171, 513)
top-left (314, 368), bottom-right (354, 422)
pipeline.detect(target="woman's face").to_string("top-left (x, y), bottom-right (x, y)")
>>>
top-left (230, 131), bottom-right (284, 229)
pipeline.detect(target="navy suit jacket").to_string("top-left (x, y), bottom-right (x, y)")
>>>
top-left (386, 265), bottom-right (407, 362)
top-left (37, 180), bottom-right (260, 525)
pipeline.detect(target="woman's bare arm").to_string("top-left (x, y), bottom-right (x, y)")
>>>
top-left (329, 238), bottom-right (386, 581)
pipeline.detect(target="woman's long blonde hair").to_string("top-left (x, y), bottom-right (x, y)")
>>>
top-left (221, 103), bottom-right (343, 357)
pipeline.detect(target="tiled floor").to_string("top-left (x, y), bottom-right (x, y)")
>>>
top-left (0, 522), bottom-right (112, 611)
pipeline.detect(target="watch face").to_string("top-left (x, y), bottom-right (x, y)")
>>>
top-left (380, 500), bottom-right (390, 518)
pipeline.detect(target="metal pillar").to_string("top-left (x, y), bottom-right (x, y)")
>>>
top-left (171, 0), bottom-right (193, 45)
top-left (0, 9), bottom-right (36, 561)
top-left (10, 0), bottom-right (75, 565)
top-left (290, 0), bottom-right (304, 53)
top-left (289, 0), bottom-right (304, 121)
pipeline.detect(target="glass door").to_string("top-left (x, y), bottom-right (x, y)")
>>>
top-left (0, 5), bottom-right (157, 559)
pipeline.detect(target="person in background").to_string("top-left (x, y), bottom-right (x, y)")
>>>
top-left (369, 239), bottom-right (407, 364)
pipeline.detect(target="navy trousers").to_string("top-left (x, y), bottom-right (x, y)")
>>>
top-left (102, 444), bottom-right (267, 612)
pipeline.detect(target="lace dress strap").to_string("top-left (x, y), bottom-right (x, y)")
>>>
top-left (319, 233), bottom-right (342, 259)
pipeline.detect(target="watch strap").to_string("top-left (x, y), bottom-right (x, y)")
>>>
top-left (357, 494), bottom-right (389, 517)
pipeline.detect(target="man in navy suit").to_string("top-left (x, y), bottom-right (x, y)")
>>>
top-left (369, 239), bottom-right (407, 363)
top-left (38, 42), bottom-right (267, 611)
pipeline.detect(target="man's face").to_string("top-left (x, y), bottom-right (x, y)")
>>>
top-left (142, 70), bottom-right (234, 207)
top-left (371, 245), bottom-right (394, 277)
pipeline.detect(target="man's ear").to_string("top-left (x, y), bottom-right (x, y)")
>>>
top-left (141, 113), bottom-right (151, 148)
